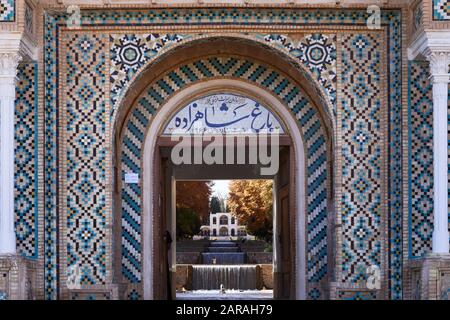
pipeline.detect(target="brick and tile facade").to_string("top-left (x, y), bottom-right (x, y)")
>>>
top-left (0, 1), bottom-right (449, 300)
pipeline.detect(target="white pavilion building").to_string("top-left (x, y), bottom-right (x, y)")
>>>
top-left (195, 212), bottom-right (254, 240)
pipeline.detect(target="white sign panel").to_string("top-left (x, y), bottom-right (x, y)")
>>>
top-left (125, 173), bottom-right (139, 184)
top-left (163, 93), bottom-right (285, 135)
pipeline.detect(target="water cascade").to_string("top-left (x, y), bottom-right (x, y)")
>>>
top-left (201, 241), bottom-right (245, 264)
top-left (192, 265), bottom-right (257, 290)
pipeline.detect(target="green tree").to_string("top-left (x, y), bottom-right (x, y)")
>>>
top-left (176, 208), bottom-right (201, 240)
top-left (176, 181), bottom-right (212, 238)
top-left (210, 196), bottom-right (222, 214)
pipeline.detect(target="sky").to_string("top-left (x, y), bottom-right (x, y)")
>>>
top-left (211, 180), bottom-right (230, 198)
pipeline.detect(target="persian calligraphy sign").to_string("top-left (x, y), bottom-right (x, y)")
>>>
top-left (163, 93), bottom-right (285, 135)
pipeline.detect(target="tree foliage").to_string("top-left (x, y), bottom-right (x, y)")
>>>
top-left (176, 181), bottom-right (212, 239)
top-left (210, 196), bottom-right (222, 214)
top-left (176, 181), bottom-right (212, 221)
top-left (176, 208), bottom-right (201, 240)
top-left (227, 180), bottom-right (273, 241)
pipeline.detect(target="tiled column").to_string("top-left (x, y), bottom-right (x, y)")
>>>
top-left (427, 51), bottom-right (450, 254)
top-left (0, 52), bottom-right (21, 254)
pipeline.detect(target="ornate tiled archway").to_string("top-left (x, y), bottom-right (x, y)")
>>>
top-left (118, 55), bottom-right (331, 299)
top-left (40, 7), bottom-right (403, 300)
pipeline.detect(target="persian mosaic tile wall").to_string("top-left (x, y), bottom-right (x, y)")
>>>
top-left (63, 33), bottom-right (109, 285)
top-left (337, 290), bottom-right (378, 300)
top-left (433, 0), bottom-right (450, 20)
top-left (70, 291), bottom-right (112, 300)
top-left (120, 56), bottom-right (328, 297)
top-left (110, 32), bottom-right (336, 123)
top-left (408, 61), bottom-right (434, 258)
top-left (386, 11), bottom-right (403, 300)
top-left (110, 33), bottom-right (192, 114)
top-left (44, 13), bottom-right (59, 300)
top-left (0, 0), bottom-right (14, 22)
top-left (339, 33), bottom-right (384, 283)
top-left (258, 33), bottom-right (337, 115)
top-left (14, 63), bottom-right (38, 260)
top-left (42, 8), bottom-right (403, 300)
top-left (408, 61), bottom-right (450, 259)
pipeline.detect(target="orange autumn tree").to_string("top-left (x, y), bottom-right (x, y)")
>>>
top-left (227, 180), bottom-right (273, 241)
top-left (176, 181), bottom-right (212, 239)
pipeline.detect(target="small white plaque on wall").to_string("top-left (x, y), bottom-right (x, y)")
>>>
top-left (125, 173), bottom-right (139, 184)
